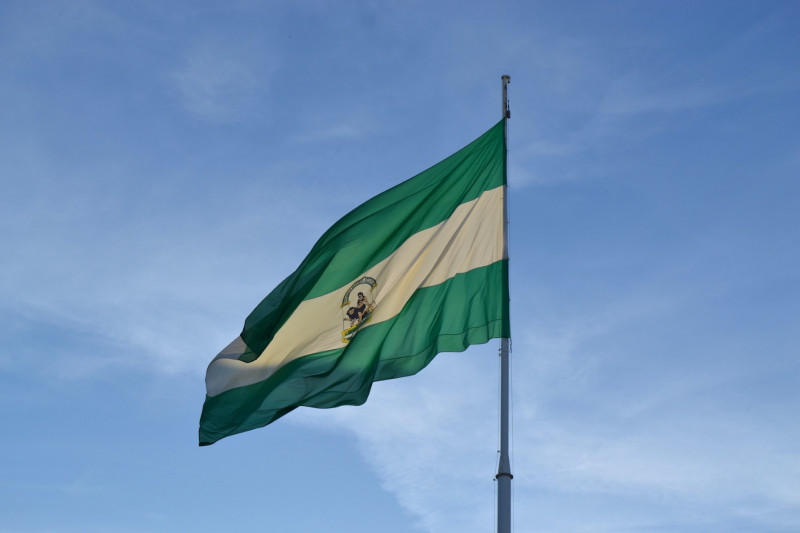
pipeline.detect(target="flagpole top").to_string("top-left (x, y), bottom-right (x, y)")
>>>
top-left (501, 76), bottom-right (510, 119)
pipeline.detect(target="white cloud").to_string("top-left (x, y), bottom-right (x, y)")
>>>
top-left (293, 345), bottom-right (500, 533)
top-left (287, 263), bottom-right (800, 533)
top-left (291, 116), bottom-right (370, 144)
top-left (169, 42), bottom-right (278, 122)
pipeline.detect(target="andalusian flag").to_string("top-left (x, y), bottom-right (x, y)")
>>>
top-left (200, 120), bottom-right (510, 445)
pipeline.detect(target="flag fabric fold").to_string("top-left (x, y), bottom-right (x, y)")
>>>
top-left (200, 119), bottom-right (510, 446)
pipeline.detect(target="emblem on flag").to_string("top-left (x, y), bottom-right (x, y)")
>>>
top-left (341, 276), bottom-right (377, 342)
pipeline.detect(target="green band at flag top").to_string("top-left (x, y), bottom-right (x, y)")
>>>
top-left (200, 119), bottom-right (510, 446)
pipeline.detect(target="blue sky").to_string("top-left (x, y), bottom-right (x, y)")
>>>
top-left (1, 1), bottom-right (799, 532)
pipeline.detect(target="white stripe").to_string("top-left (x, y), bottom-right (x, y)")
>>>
top-left (206, 185), bottom-right (505, 397)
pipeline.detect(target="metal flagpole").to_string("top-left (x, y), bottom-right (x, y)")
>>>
top-left (496, 74), bottom-right (513, 533)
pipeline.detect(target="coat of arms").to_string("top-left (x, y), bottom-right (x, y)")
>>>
top-left (341, 276), bottom-right (377, 342)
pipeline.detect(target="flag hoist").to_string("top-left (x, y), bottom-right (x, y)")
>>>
top-left (200, 76), bottom-right (513, 532)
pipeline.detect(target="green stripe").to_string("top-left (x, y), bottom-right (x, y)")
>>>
top-left (241, 120), bottom-right (506, 356)
top-left (200, 259), bottom-right (509, 446)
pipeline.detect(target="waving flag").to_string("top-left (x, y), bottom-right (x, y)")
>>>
top-left (200, 119), bottom-right (509, 445)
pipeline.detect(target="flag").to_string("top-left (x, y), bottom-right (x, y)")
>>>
top-left (199, 119), bottom-right (510, 445)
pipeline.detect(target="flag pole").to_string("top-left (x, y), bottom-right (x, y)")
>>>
top-left (497, 74), bottom-right (513, 533)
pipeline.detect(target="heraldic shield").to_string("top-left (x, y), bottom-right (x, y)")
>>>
top-left (341, 276), bottom-right (377, 342)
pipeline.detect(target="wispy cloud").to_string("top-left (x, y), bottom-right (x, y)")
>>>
top-left (293, 346), bottom-right (500, 533)
top-left (291, 116), bottom-right (371, 144)
top-left (288, 248), bottom-right (800, 532)
top-left (508, 9), bottom-right (800, 189)
top-left (6, 470), bottom-right (110, 496)
top-left (168, 41), bottom-right (278, 122)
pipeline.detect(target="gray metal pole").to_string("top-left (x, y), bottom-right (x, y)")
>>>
top-left (496, 74), bottom-right (513, 533)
